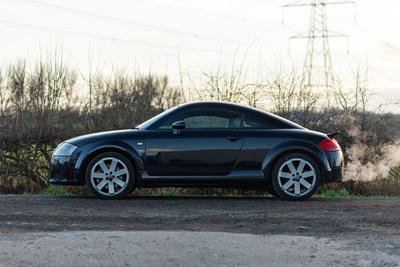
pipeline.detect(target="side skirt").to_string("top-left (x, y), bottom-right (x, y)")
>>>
top-left (138, 170), bottom-right (267, 189)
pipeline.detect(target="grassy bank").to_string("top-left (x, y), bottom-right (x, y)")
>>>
top-left (39, 182), bottom-right (400, 198)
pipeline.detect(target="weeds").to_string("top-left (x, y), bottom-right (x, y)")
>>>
top-left (40, 185), bottom-right (72, 196)
top-left (131, 188), bottom-right (270, 198)
top-left (317, 187), bottom-right (352, 198)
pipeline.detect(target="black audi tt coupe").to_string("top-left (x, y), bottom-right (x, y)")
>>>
top-left (50, 101), bottom-right (343, 200)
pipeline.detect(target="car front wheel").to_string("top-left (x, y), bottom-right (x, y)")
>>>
top-left (272, 153), bottom-right (320, 201)
top-left (85, 152), bottom-right (135, 199)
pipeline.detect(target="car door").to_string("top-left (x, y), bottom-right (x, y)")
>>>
top-left (145, 108), bottom-right (245, 176)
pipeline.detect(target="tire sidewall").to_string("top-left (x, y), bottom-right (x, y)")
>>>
top-left (85, 152), bottom-right (135, 199)
top-left (265, 179), bottom-right (279, 197)
top-left (272, 153), bottom-right (321, 201)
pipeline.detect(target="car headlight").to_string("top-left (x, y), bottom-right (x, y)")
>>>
top-left (53, 143), bottom-right (78, 156)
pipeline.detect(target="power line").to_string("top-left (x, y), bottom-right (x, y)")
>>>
top-left (283, 0), bottom-right (355, 7)
top-left (328, 16), bottom-right (400, 58)
top-left (332, 51), bottom-right (399, 82)
top-left (352, 22), bottom-right (400, 55)
top-left (5, 0), bottom-right (297, 54)
top-left (156, 1), bottom-right (282, 26)
top-left (11, 0), bottom-right (247, 45)
top-left (0, 18), bottom-right (177, 49)
top-left (0, 18), bottom-right (264, 57)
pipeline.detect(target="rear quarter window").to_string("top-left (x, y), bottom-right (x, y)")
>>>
top-left (243, 115), bottom-right (276, 129)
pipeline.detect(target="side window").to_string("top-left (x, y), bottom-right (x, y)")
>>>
top-left (243, 115), bottom-right (272, 128)
top-left (156, 113), bottom-right (183, 129)
top-left (183, 109), bottom-right (243, 129)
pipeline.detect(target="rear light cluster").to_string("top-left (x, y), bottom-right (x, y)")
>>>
top-left (318, 138), bottom-right (341, 152)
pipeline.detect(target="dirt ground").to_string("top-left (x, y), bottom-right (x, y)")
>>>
top-left (0, 195), bottom-right (399, 266)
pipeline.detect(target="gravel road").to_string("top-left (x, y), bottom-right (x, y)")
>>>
top-left (0, 195), bottom-right (399, 266)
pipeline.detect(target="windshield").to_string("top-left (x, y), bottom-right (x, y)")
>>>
top-left (135, 106), bottom-right (179, 130)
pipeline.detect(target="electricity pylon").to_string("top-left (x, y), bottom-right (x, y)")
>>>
top-left (284, 0), bottom-right (354, 90)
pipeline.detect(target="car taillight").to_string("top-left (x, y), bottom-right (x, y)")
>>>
top-left (318, 138), bottom-right (341, 152)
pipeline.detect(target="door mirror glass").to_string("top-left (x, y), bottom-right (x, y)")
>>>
top-left (172, 120), bottom-right (186, 135)
top-left (172, 121), bottom-right (186, 129)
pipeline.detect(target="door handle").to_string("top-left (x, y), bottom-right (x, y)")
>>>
top-left (227, 135), bottom-right (242, 141)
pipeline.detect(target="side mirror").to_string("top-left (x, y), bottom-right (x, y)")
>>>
top-left (171, 121), bottom-right (186, 135)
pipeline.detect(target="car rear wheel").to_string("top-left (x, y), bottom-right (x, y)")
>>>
top-left (85, 152), bottom-right (135, 199)
top-left (272, 153), bottom-right (320, 201)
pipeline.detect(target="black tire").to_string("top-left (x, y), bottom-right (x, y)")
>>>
top-left (272, 153), bottom-right (321, 201)
top-left (265, 180), bottom-right (279, 197)
top-left (85, 152), bottom-right (135, 199)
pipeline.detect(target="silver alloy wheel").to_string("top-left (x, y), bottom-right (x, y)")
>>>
top-left (89, 157), bottom-right (130, 197)
top-left (277, 158), bottom-right (316, 197)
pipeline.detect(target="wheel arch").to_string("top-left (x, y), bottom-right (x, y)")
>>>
top-left (75, 141), bottom-right (144, 186)
top-left (262, 141), bottom-right (331, 184)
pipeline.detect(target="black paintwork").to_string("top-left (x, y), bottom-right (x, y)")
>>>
top-left (50, 102), bottom-right (343, 188)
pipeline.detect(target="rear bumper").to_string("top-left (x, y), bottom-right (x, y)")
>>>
top-left (323, 166), bottom-right (344, 183)
top-left (323, 151), bottom-right (344, 183)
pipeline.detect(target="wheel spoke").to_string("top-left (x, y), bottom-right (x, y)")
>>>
top-left (114, 169), bottom-right (128, 177)
top-left (302, 171), bottom-right (315, 178)
top-left (283, 180), bottom-right (294, 190)
top-left (109, 159), bottom-right (118, 172)
top-left (287, 161), bottom-right (297, 174)
top-left (300, 179), bottom-right (312, 189)
top-left (98, 161), bottom-right (109, 173)
top-left (294, 182), bottom-right (301, 195)
top-left (113, 177), bottom-right (126, 188)
top-left (297, 160), bottom-right (306, 173)
top-left (108, 181), bottom-right (115, 194)
top-left (92, 172), bottom-right (106, 179)
top-left (279, 172), bottom-right (293, 179)
top-left (96, 179), bottom-right (108, 190)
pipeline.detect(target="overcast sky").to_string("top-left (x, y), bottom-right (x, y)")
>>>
top-left (1, 0), bottom-right (399, 110)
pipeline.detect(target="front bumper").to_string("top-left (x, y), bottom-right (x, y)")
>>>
top-left (49, 170), bottom-right (83, 185)
top-left (49, 155), bottom-right (85, 185)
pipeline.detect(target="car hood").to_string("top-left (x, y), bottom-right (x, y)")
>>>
top-left (65, 129), bottom-right (143, 146)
